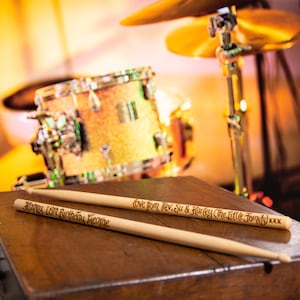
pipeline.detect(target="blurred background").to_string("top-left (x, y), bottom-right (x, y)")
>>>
top-left (0, 0), bottom-right (299, 217)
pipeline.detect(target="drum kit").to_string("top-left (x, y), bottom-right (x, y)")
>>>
top-left (12, 0), bottom-right (300, 199)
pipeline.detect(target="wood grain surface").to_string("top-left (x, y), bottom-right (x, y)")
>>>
top-left (0, 176), bottom-right (299, 299)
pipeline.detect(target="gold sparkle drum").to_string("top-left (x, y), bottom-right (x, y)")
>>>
top-left (31, 67), bottom-right (169, 186)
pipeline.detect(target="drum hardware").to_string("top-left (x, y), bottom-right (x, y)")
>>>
top-left (100, 144), bottom-right (115, 178)
top-left (28, 112), bottom-right (67, 187)
top-left (71, 91), bottom-right (79, 108)
top-left (29, 109), bottom-right (85, 156)
top-left (88, 88), bottom-right (102, 112)
top-left (209, 6), bottom-right (253, 197)
top-left (164, 8), bottom-right (300, 58)
top-left (116, 101), bottom-right (139, 123)
top-left (142, 77), bottom-right (156, 100)
top-left (100, 144), bottom-right (112, 163)
top-left (153, 131), bottom-right (169, 160)
top-left (86, 77), bottom-right (102, 112)
top-left (28, 105), bottom-right (89, 188)
top-left (142, 5), bottom-right (299, 198)
top-left (13, 172), bottom-right (49, 190)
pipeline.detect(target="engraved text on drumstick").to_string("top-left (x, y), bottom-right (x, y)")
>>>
top-left (133, 198), bottom-right (279, 227)
top-left (22, 200), bottom-right (110, 228)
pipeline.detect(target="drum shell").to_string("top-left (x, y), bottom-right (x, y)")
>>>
top-left (34, 68), bottom-right (166, 178)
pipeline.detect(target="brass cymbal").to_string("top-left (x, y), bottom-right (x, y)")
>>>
top-left (120, 0), bottom-right (254, 26)
top-left (165, 9), bottom-right (300, 58)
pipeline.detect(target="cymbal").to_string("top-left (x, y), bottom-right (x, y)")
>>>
top-left (165, 9), bottom-right (300, 58)
top-left (120, 0), bottom-right (254, 26)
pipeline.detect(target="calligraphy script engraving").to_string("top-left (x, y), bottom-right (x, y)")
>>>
top-left (131, 199), bottom-right (278, 226)
top-left (22, 200), bottom-right (110, 228)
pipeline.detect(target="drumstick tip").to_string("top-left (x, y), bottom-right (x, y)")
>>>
top-left (284, 216), bottom-right (292, 230)
top-left (26, 187), bottom-right (33, 194)
top-left (277, 253), bottom-right (291, 263)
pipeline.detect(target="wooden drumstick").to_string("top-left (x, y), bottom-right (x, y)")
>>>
top-left (27, 188), bottom-right (292, 230)
top-left (14, 199), bottom-right (291, 263)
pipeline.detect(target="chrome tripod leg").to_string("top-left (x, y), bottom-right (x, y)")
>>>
top-left (225, 62), bottom-right (253, 197)
top-left (227, 108), bottom-right (252, 197)
top-left (235, 65), bottom-right (253, 196)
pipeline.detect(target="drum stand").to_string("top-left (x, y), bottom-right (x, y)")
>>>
top-left (209, 7), bottom-right (253, 197)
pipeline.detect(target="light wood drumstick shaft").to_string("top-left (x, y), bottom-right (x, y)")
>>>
top-left (28, 188), bottom-right (292, 230)
top-left (14, 199), bottom-right (291, 263)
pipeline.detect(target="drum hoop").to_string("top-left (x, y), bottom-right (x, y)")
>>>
top-left (34, 66), bottom-right (153, 102)
top-left (65, 152), bottom-right (170, 184)
top-left (12, 153), bottom-right (170, 190)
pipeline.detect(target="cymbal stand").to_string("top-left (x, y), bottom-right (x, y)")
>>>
top-left (209, 7), bottom-right (253, 197)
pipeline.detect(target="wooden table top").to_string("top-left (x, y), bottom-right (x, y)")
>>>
top-left (0, 176), bottom-right (299, 299)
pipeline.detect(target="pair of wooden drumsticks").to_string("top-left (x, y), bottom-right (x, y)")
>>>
top-left (14, 188), bottom-right (292, 263)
